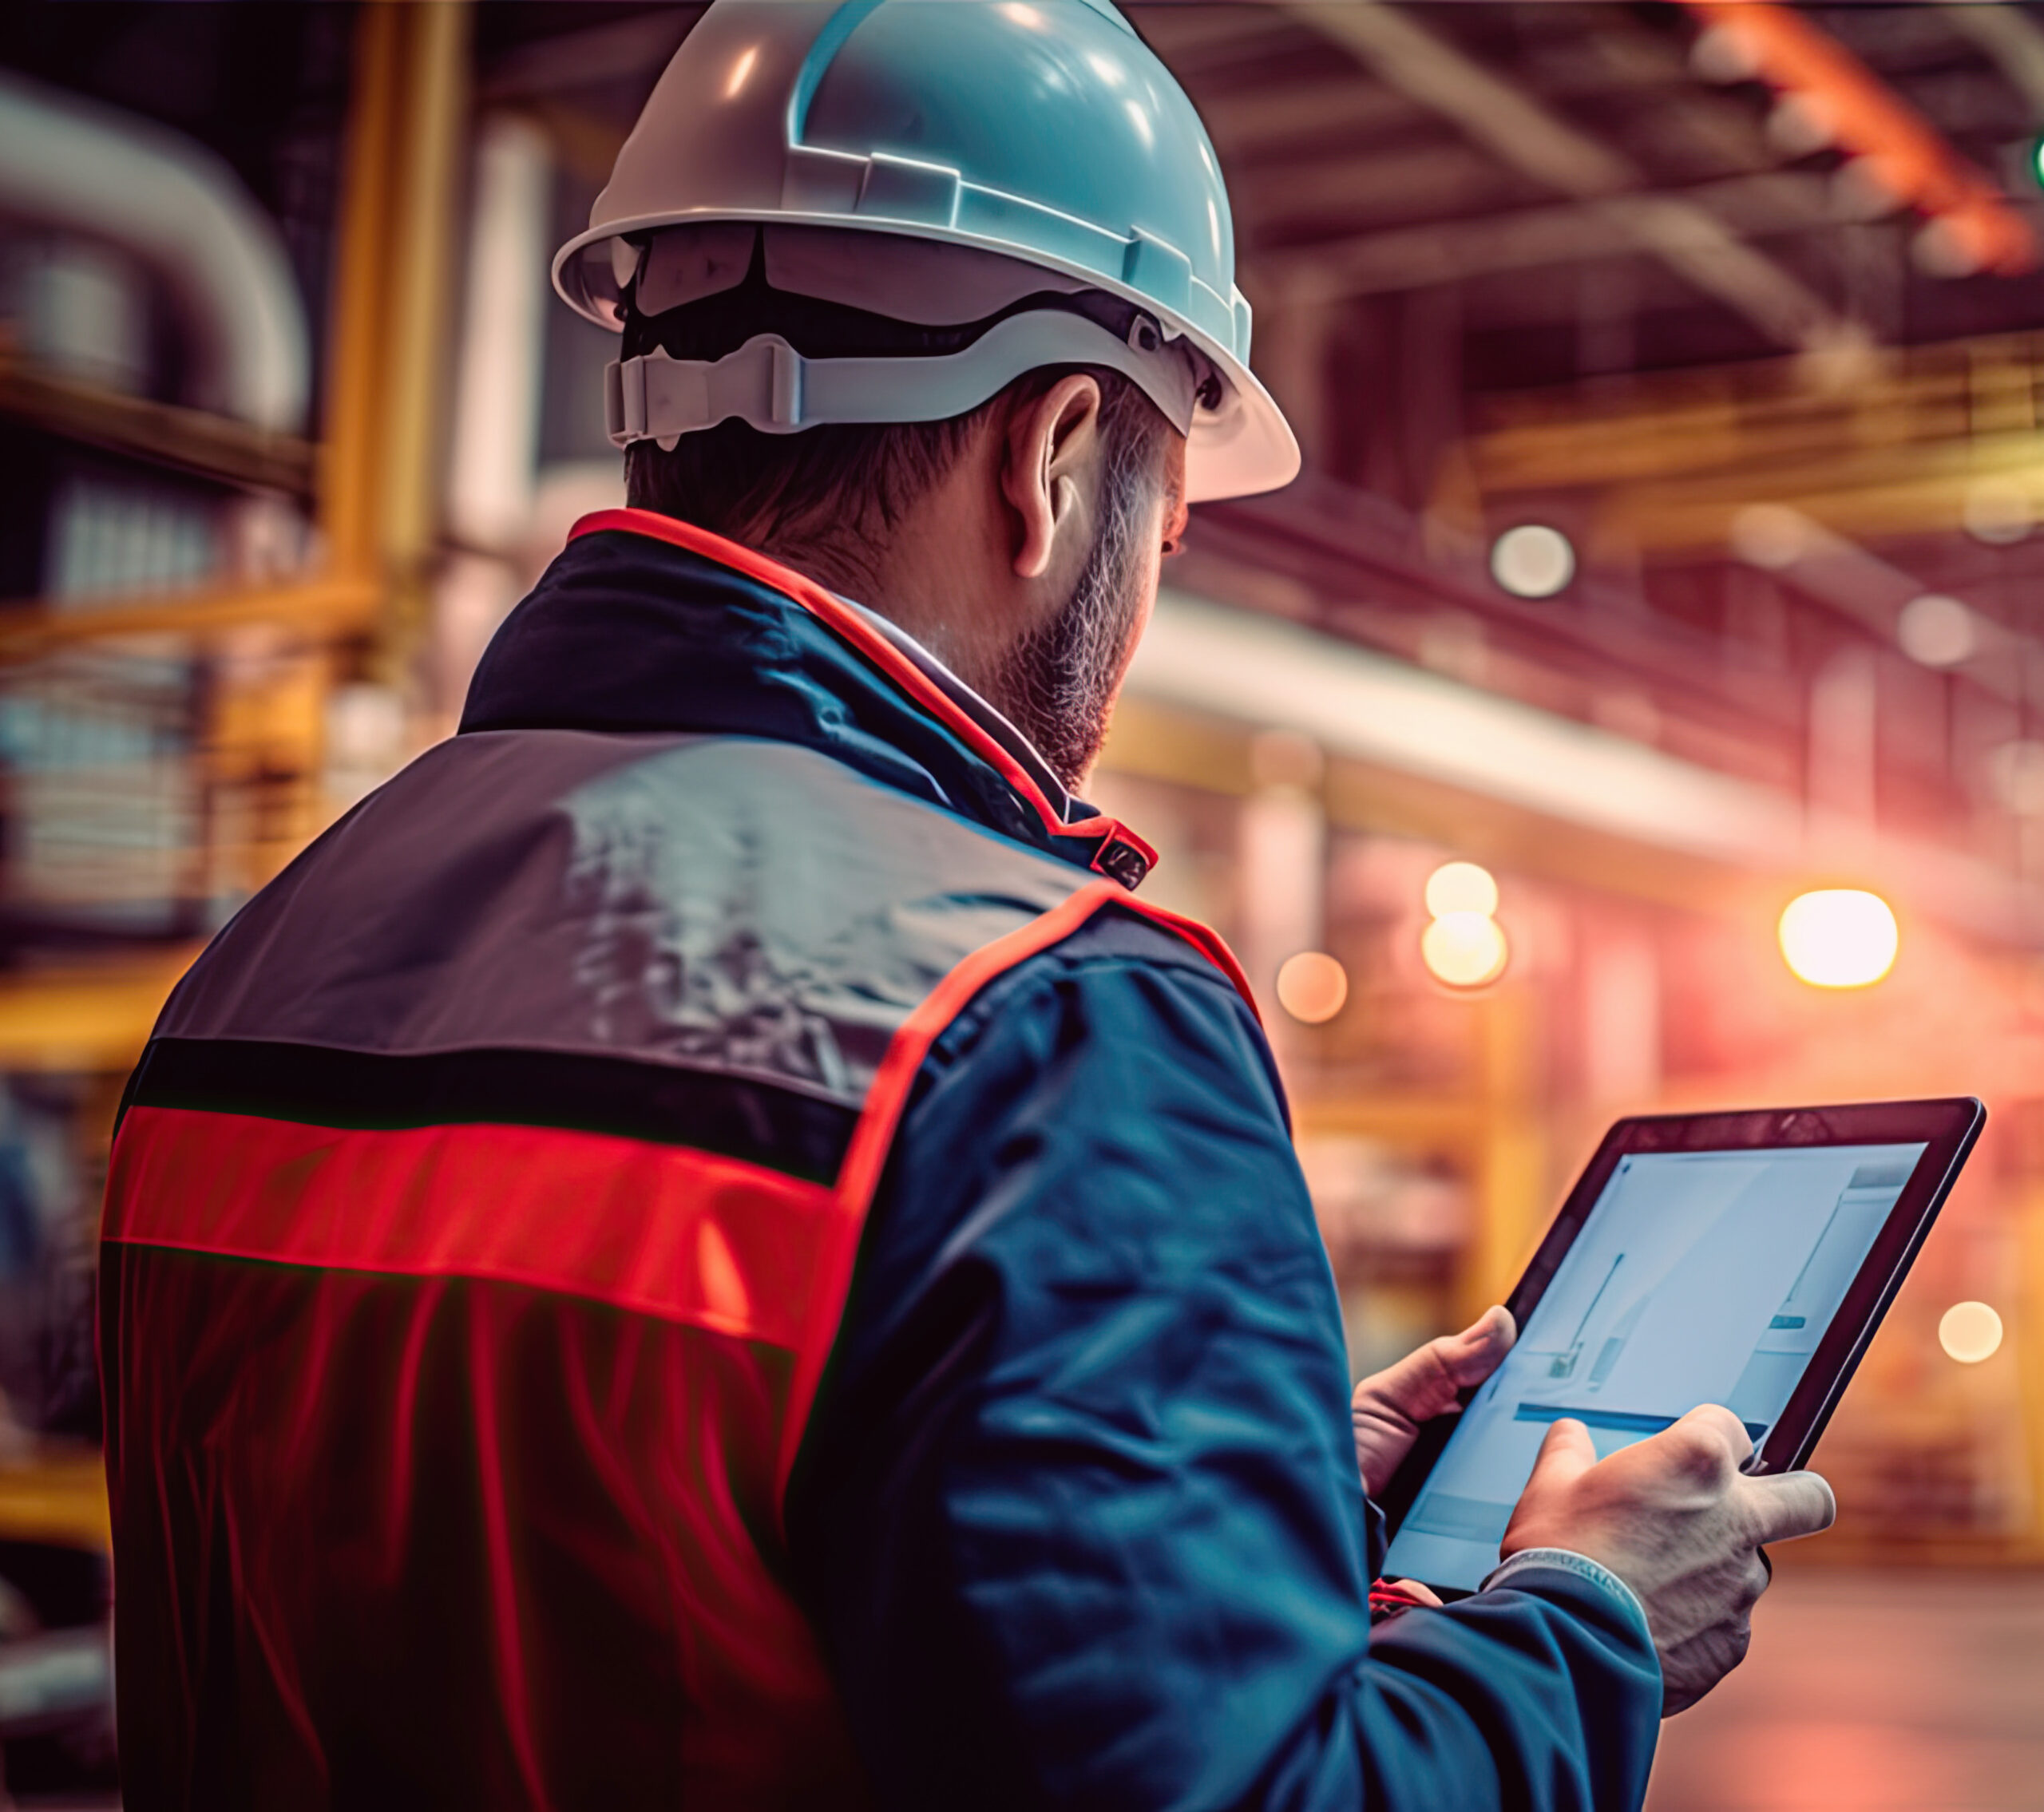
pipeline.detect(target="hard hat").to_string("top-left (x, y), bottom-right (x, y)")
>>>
top-left (553, 0), bottom-right (1299, 502)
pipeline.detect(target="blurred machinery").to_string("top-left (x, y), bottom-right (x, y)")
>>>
top-left (6, 0), bottom-right (2044, 1788)
top-left (0, 7), bottom-right (466, 1792)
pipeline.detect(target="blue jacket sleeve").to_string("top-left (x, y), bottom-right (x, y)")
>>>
top-left (785, 911), bottom-right (1661, 1811)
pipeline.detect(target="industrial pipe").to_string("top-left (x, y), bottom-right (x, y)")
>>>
top-left (0, 69), bottom-right (310, 431)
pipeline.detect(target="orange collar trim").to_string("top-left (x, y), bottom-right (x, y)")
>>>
top-left (568, 508), bottom-right (1160, 888)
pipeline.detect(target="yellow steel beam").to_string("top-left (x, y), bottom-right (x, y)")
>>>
top-left (320, 2), bottom-right (406, 584)
top-left (0, 355), bottom-right (316, 498)
top-left (1289, 995), bottom-right (1549, 1325)
top-left (2020, 1182), bottom-right (2044, 1561)
top-left (0, 1446), bottom-right (110, 1551)
top-left (0, 576), bottom-right (378, 660)
top-left (376, 2), bottom-right (472, 676)
top-left (1464, 987), bottom-right (1547, 1322)
top-left (1604, 445), bottom-right (2044, 553)
top-left (1476, 380), bottom-right (1979, 493)
top-left (0, 6), bottom-right (469, 655)
top-left (1293, 1094), bottom-right (1489, 1149)
top-left (0, 948), bottom-right (200, 1071)
top-left (320, 2), bottom-right (469, 572)
top-left (1466, 330), bottom-right (2044, 549)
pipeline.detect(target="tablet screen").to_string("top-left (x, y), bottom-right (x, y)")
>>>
top-left (1383, 1140), bottom-right (1927, 1593)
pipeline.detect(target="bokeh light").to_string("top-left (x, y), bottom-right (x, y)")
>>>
top-left (1777, 889), bottom-right (1898, 988)
top-left (1276, 951), bottom-right (1349, 1023)
top-left (1488, 523), bottom-right (1575, 599)
top-left (1939, 1300), bottom-right (2003, 1364)
top-left (1729, 500), bottom-right (1810, 570)
top-left (1421, 912), bottom-right (1509, 987)
top-left (1424, 860), bottom-right (1499, 918)
top-left (1896, 593), bottom-right (1976, 667)
top-left (1962, 476), bottom-right (2032, 546)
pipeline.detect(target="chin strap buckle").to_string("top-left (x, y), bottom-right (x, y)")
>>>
top-left (608, 341), bottom-right (809, 450)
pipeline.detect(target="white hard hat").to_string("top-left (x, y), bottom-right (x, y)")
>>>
top-left (553, 0), bottom-right (1299, 503)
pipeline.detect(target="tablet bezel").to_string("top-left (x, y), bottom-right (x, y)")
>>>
top-left (1377, 1096), bottom-right (1986, 1559)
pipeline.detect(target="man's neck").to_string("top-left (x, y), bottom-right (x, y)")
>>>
top-left (837, 596), bottom-right (1086, 819)
top-left (750, 521), bottom-right (1024, 751)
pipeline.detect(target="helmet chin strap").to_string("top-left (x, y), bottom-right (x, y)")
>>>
top-left (605, 307), bottom-right (1220, 451)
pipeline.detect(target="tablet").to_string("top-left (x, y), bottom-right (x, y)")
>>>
top-left (1379, 1097), bottom-right (1984, 1597)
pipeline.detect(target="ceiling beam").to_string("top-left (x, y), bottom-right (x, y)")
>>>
top-left (1127, 2), bottom-right (1307, 84)
top-left (1465, 344), bottom-right (2044, 552)
top-left (1127, 2), bottom-right (1282, 58)
top-left (1938, 2), bottom-right (2044, 120)
top-left (1234, 142), bottom-right (1503, 235)
top-left (1130, 589), bottom-right (1806, 871)
top-left (1251, 171), bottom-right (1832, 302)
top-left (1279, 0), bottom-right (1856, 353)
top-left (1201, 75), bottom-right (1424, 160)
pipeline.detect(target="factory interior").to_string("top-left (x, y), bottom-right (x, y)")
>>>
top-left (4, 2), bottom-right (2044, 1802)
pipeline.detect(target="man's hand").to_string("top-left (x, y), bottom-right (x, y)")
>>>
top-left (1352, 1306), bottom-right (1515, 1498)
top-left (1501, 1406), bottom-right (1836, 1715)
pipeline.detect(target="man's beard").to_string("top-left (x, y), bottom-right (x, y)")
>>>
top-left (984, 480), bottom-right (1152, 793)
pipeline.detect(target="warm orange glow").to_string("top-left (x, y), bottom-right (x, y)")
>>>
top-left (1685, 2), bottom-right (2037, 275)
top-left (1277, 951), bottom-right (1349, 1023)
top-left (1422, 912), bottom-right (1508, 988)
top-left (1424, 861), bottom-right (1499, 919)
top-left (1939, 1301), bottom-right (2002, 1364)
top-left (1777, 889), bottom-right (1898, 988)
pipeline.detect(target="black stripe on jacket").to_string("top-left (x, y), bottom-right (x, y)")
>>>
top-left (126, 1038), bottom-right (857, 1186)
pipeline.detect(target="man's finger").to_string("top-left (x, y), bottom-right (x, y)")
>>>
top-left (1440, 1304), bottom-right (1515, 1386)
top-left (1742, 1469), bottom-right (1836, 1545)
top-left (1520, 1415), bottom-right (1598, 1497)
top-left (1353, 1305), bottom-right (1516, 1426)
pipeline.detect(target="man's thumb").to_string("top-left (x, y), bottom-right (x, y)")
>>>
top-left (1523, 1417), bottom-right (1598, 1496)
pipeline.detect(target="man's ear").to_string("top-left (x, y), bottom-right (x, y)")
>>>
top-left (1001, 374), bottom-right (1103, 581)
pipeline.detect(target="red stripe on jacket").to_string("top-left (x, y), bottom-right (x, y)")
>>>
top-left (107, 1108), bottom-right (842, 1351)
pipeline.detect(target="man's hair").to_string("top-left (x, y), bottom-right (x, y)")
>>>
top-left (623, 366), bottom-right (1164, 579)
top-left (625, 411), bottom-right (971, 557)
top-left (619, 242), bottom-right (1172, 568)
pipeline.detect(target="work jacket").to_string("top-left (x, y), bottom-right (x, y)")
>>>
top-left (101, 510), bottom-right (1661, 1810)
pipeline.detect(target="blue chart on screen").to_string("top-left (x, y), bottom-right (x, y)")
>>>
top-left (1384, 1141), bottom-right (1924, 1592)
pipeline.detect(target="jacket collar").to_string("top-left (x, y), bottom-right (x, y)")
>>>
top-left (461, 508), bottom-right (1157, 889)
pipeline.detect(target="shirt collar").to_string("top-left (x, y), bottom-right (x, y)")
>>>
top-left (835, 595), bottom-right (1089, 827)
top-left (468, 508), bottom-right (1158, 891)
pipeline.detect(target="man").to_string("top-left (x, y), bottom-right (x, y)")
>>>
top-left (99, 3), bottom-right (1833, 1806)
